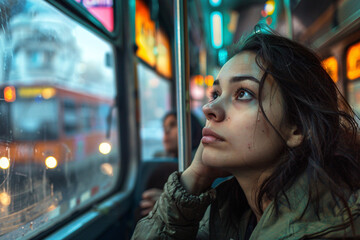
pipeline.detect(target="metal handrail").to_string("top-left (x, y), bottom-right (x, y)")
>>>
top-left (174, 0), bottom-right (192, 172)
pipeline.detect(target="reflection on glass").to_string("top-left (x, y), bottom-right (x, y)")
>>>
top-left (0, 0), bottom-right (119, 238)
top-left (0, 192), bottom-right (11, 207)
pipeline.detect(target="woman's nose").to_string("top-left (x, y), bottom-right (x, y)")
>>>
top-left (202, 101), bottom-right (225, 122)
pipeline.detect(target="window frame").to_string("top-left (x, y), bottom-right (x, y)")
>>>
top-left (46, 0), bottom-right (121, 42)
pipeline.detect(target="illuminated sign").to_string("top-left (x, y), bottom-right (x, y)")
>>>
top-left (136, 0), bottom-right (156, 67)
top-left (136, 0), bottom-right (172, 78)
top-left (156, 29), bottom-right (172, 78)
top-left (322, 56), bottom-right (338, 83)
top-left (209, 0), bottom-right (221, 7)
top-left (210, 11), bottom-right (223, 49)
top-left (73, 0), bottom-right (114, 32)
top-left (347, 41), bottom-right (360, 80)
top-left (82, 0), bottom-right (112, 8)
top-left (18, 87), bottom-right (56, 99)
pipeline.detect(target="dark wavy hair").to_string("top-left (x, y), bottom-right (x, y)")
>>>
top-left (230, 26), bottom-right (360, 230)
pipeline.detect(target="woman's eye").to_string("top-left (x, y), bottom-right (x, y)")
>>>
top-left (209, 91), bottom-right (220, 101)
top-left (235, 89), bottom-right (253, 100)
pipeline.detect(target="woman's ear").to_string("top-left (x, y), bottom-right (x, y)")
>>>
top-left (285, 125), bottom-right (304, 148)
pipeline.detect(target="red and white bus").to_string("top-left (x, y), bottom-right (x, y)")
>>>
top-left (0, 84), bottom-right (117, 175)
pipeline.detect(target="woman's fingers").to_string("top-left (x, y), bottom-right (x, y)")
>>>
top-left (140, 199), bottom-right (156, 209)
top-left (142, 188), bottom-right (163, 200)
top-left (139, 188), bottom-right (163, 216)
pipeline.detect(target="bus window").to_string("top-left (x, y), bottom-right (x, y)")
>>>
top-left (0, 0), bottom-right (119, 238)
top-left (137, 63), bottom-right (171, 160)
top-left (0, 102), bottom-right (11, 140)
top-left (63, 99), bottom-right (78, 135)
top-left (80, 103), bottom-right (93, 132)
top-left (347, 81), bottom-right (360, 117)
top-left (12, 98), bottom-right (59, 140)
top-left (27, 49), bottom-right (56, 71)
top-left (347, 41), bottom-right (360, 116)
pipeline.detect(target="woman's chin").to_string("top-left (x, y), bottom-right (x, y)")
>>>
top-left (202, 150), bottom-right (224, 167)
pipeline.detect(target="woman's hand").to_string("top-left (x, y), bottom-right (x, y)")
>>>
top-left (180, 143), bottom-right (230, 195)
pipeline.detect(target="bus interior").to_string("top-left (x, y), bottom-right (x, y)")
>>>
top-left (0, 0), bottom-right (360, 239)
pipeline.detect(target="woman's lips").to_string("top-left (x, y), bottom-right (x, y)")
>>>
top-left (202, 128), bottom-right (225, 144)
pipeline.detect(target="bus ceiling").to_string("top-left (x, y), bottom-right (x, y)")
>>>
top-left (155, 0), bottom-right (360, 54)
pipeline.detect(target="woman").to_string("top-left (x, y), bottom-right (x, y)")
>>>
top-left (132, 27), bottom-right (360, 239)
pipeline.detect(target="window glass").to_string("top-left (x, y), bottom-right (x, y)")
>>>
top-left (73, 0), bottom-right (114, 32)
top-left (137, 63), bottom-right (171, 160)
top-left (63, 99), bottom-right (78, 135)
top-left (0, 1), bottom-right (119, 238)
top-left (348, 80), bottom-right (360, 117)
top-left (12, 99), bottom-right (59, 140)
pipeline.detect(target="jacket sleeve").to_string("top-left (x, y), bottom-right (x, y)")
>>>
top-left (131, 171), bottom-right (216, 240)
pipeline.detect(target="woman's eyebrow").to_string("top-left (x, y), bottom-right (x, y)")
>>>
top-left (230, 75), bottom-right (260, 83)
top-left (213, 75), bottom-right (259, 86)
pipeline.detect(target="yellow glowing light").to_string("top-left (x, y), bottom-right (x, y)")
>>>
top-left (18, 87), bottom-right (42, 98)
top-left (0, 157), bottom-right (10, 170)
top-left (0, 192), bottom-right (11, 206)
top-left (204, 75), bottom-right (214, 86)
top-left (99, 142), bottom-right (112, 155)
top-left (45, 156), bottom-right (57, 169)
top-left (42, 88), bottom-right (56, 99)
top-left (193, 75), bottom-right (204, 86)
top-left (347, 41), bottom-right (360, 80)
top-left (4, 86), bottom-right (16, 102)
top-left (265, 1), bottom-right (275, 15)
top-left (322, 56), bottom-right (338, 83)
top-left (100, 163), bottom-right (114, 176)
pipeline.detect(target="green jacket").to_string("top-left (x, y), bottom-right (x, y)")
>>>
top-left (132, 172), bottom-right (360, 239)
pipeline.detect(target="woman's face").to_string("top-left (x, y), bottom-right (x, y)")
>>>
top-left (163, 114), bottom-right (178, 156)
top-left (202, 51), bottom-right (290, 173)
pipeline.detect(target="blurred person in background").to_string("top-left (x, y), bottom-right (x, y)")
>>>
top-left (139, 110), bottom-right (203, 217)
